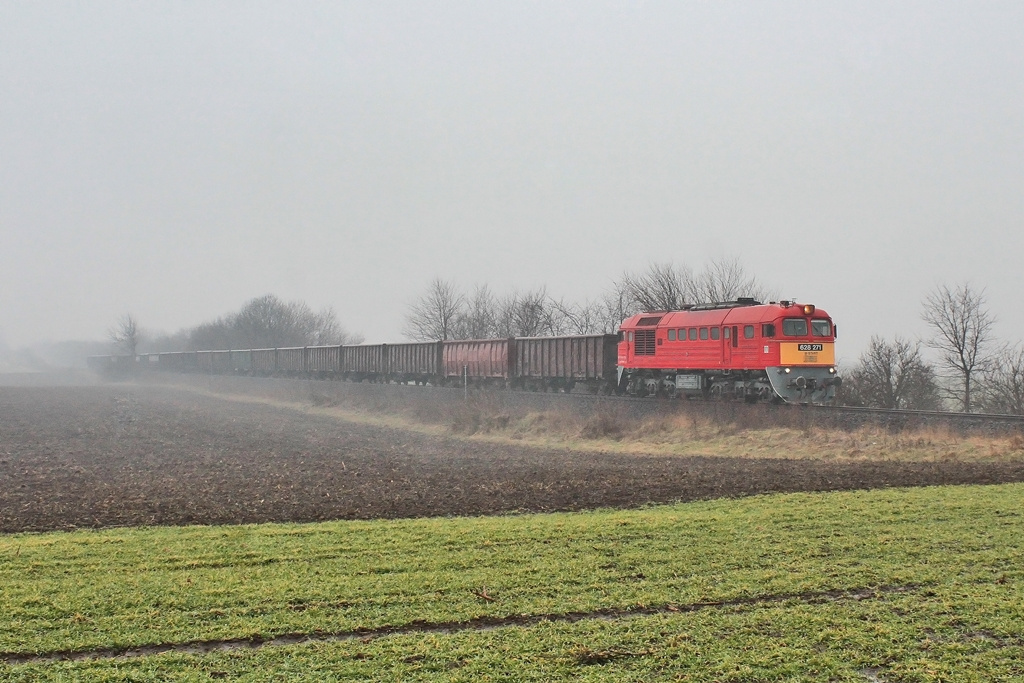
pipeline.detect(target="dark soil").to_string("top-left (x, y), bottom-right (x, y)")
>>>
top-left (3, 385), bottom-right (1024, 533)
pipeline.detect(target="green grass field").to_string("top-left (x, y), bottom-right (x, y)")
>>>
top-left (2, 484), bottom-right (1023, 681)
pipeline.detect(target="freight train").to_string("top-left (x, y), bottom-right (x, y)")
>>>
top-left (88, 299), bottom-right (840, 404)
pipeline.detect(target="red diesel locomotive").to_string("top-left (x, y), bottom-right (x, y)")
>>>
top-left (617, 298), bottom-right (840, 404)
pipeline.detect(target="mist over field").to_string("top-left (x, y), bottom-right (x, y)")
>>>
top-left (3, 1), bottom-right (1024, 371)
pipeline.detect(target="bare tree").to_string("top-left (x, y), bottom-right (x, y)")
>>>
top-left (981, 345), bottom-right (1024, 415)
top-left (921, 283), bottom-right (995, 412)
top-left (599, 279), bottom-right (637, 333)
top-left (620, 262), bottom-right (693, 311)
top-left (233, 294), bottom-right (298, 347)
top-left (140, 329), bottom-right (190, 353)
top-left (492, 288), bottom-right (556, 337)
top-left (404, 278), bottom-right (465, 341)
top-left (109, 313), bottom-right (142, 356)
top-left (453, 285), bottom-right (499, 339)
top-left (189, 295), bottom-right (360, 350)
top-left (615, 258), bottom-right (773, 317)
top-left (549, 297), bottom-right (608, 335)
top-left (513, 288), bottom-right (554, 337)
top-left (691, 256), bottom-right (775, 304)
top-left (844, 336), bottom-right (942, 410)
top-left (306, 306), bottom-right (363, 346)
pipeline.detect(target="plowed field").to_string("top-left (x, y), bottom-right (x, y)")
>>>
top-left (3, 385), bottom-right (1024, 533)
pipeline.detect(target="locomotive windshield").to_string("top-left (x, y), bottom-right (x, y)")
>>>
top-left (811, 320), bottom-right (832, 337)
top-left (782, 318), bottom-right (808, 336)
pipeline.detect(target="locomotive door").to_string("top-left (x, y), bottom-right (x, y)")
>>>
top-left (722, 327), bottom-right (732, 365)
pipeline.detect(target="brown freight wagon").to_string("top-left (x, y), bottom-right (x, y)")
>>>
top-left (343, 344), bottom-right (387, 381)
top-left (443, 338), bottom-right (514, 386)
top-left (230, 349), bottom-right (252, 374)
top-left (251, 349), bottom-right (277, 375)
top-left (514, 334), bottom-right (619, 393)
top-left (306, 345), bottom-right (342, 376)
top-left (158, 351), bottom-right (198, 373)
top-left (276, 347), bottom-right (306, 375)
top-left (208, 350), bottom-right (234, 374)
top-left (386, 342), bottom-right (442, 384)
top-left (196, 350), bottom-right (215, 373)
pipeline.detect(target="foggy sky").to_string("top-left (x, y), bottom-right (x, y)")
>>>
top-left (2, 1), bottom-right (1022, 365)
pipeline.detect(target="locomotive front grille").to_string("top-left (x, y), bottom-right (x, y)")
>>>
top-left (635, 329), bottom-right (656, 356)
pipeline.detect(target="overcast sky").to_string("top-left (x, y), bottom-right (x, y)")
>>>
top-left (2, 1), bottom-right (1022, 364)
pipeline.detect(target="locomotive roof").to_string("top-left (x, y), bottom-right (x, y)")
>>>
top-left (619, 301), bottom-right (832, 330)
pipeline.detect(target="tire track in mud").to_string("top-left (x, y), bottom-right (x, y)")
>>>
top-left (2, 584), bottom-right (920, 666)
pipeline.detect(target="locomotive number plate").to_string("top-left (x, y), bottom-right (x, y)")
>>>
top-left (779, 342), bottom-right (835, 365)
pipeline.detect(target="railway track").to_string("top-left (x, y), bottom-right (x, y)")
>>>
top-left (568, 390), bottom-right (1024, 434)
top-left (146, 372), bottom-right (1024, 437)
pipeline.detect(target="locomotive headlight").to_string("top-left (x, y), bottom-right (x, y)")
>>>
top-left (803, 304), bottom-right (815, 315)
top-left (784, 367), bottom-right (791, 374)
top-left (829, 367), bottom-right (836, 374)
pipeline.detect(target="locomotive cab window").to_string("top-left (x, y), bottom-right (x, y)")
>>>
top-left (782, 318), bottom-right (808, 336)
top-left (762, 324), bottom-right (775, 338)
top-left (811, 320), bottom-right (832, 337)
top-left (710, 328), bottom-right (720, 340)
top-left (724, 327), bottom-right (731, 339)
top-left (744, 325), bottom-right (755, 339)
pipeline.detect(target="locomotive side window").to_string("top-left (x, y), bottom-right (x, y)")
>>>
top-left (710, 328), bottom-right (720, 340)
top-left (699, 328), bottom-right (708, 340)
top-left (811, 320), bottom-right (832, 337)
top-left (744, 325), bottom-right (755, 339)
top-left (628, 332), bottom-right (634, 341)
top-left (762, 323), bottom-right (776, 338)
top-left (724, 327), bottom-right (731, 339)
top-left (782, 318), bottom-right (808, 336)
top-left (668, 329), bottom-right (676, 341)
top-left (689, 328), bottom-right (697, 341)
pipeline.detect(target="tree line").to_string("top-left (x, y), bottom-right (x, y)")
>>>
top-left (109, 295), bottom-right (362, 356)
top-left (403, 257), bottom-right (776, 341)
top-left (404, 264), bottom-right (1023, 415)
top-left (108, 264), bottom-right (1022, 415)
